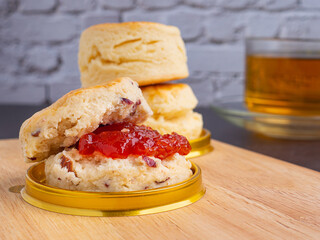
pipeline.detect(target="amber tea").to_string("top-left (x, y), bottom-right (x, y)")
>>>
top-left (245, 39), bottom-right (320, 116)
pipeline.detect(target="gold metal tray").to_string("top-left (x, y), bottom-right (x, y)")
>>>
top-left (187, 129), bottom-right (213, 159)
top-left (21, 161), bottom-right (205, 217)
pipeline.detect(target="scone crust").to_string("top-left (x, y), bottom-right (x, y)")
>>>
top-left (143, 111), bottom-right (203, 140)
top-left (19, 77), bottom-right (152, 163)
top-left (79, 22), bottom-right (189, 87)
top-left (142, 83), bottom-right (198, 118)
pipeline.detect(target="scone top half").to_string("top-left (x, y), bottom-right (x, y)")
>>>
top-left (79, 22), bottom-right (189, 88)
top-left (19, 77), bottom-right (152, 163)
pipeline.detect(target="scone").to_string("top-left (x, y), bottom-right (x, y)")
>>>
top-left (142, 83), bottom-right (203, 139)
top-left (19, 77), bottom-right (193, 192)
top-left (141, 83), bottom-right (198, 119)
top-left (78, 22), bottom-right (188, 88)
top-left (20, 77), bottom-right (151, 163)
top-left (144, 111), bottom-right (203, 140)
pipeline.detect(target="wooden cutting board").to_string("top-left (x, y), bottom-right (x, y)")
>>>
top-left (0, 139), bottom-right (319, 240)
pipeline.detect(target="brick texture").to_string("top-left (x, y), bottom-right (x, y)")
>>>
top-left (207, 13), bottom-right (244, 43)
top-left (184, 0), bottom-right (216, 8)
top-left (101, 0), bottom-right (135, 10)
top-left (301, 0), bottom-right (320, 9)
top-left (258, 0), bottom-right (298, 11)
top-left (59, 0), bottom-right (96, 13)
top-left (280, 15), bottom-right (320, 40)
top-left (3, 15), bottom-right (78, 43)
top-left (0, 0), bottom-right (319, 105)
top-left (20, 0), bottom-right (57, 14)
top-left (187, 45), bottom-right (244, 72)
top-left (81, 11), bottom-right (119, 29)
top-left (0, 82), bottom-right (46, 104)
top-left (245, 12), bottom-right (283, 38)
top-left (167, 10), bottom-right (204, 41)
top-left (23, 46), bottom-right (59, 73)
top-left (217, 0), bottom-right (253, 10)
top-left (138, 0), bottom-right (181, 10)
top-left (0, 0), bottom-right (18, 17)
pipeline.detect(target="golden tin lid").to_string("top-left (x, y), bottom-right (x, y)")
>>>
top-left (21, 161), bottom-right (205, 217)
top-left (187, 129), bottom-right (214, 159)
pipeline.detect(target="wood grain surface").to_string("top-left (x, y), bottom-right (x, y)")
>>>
top-left (0, 139), bottom-right (319, 240)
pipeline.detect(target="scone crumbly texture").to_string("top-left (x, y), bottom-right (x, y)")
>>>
top-left (19, 77), bottom-right (152, 163)
top-left (45, 148), bottom-right (192, 192)
top-left (79, 22), bottom-right (189, 88)
top-left (141, 83), bottom-right (203, 139)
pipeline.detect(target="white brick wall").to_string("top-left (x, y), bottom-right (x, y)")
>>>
top-left (0, 0), bottom-right (319, 105)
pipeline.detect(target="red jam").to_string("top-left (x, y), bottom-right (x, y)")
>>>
top-left (78, 123), bottom-right (191, 160)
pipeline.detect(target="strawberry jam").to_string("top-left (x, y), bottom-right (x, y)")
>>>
top-left (78, 123), bottom-right (191, 160)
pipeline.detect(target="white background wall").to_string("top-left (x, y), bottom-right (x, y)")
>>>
top-left (1, 0), bottom-right (320, 106)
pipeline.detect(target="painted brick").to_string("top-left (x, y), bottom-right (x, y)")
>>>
top-left (207, 13), bottom-right (243, 43)
top-left (167, 11), bottom-right (203, 41)
top-left (0, 44), bottom-right (24, 74)
top-left (214, 77), bottom-right (244, 99)
top-left (20, 0), bottom-right (56, 13)
top-left (123, 10), bottom-right (167, 24)
top-left (181, 77), bottom-right (214, 106)
top-left (184, 0), bottom-right (216, 8)
top-left (217, 0), bottom-right (253, 10)
top-left (48, 82), bottom-right (81, 103)
top-left (59, 0), bottom-right (96, 13)
top-left (23, 46), bottom-right (59, 73)
top-left (0, 0), bottom-right (18, 16)
top-left (167, 10), bottom-right (203, 41)
top-left (245, 13), bottom-right (283, 38)
top-left (101, 0), bottom-right (135, 10)
top-left (59, 43), bottom-right (79, 75)
top-left (0, 74), bottom-right (12, 86)
top-left (0, 83), bottom-right (46, 104)
top-left (3, 15), bottom-right (79, 43)
top-left (0, 0), bottom-right (319, 107)
top-left (187, 45), bottom-right (245, 72)
top-left (258, 0), bottom-right (298, 11)
top-left (81, 11), bottom-right (119, 29)
top-left (300, 0), bottom-right (320, 9)
top-left (138, 0), bottom-right (180, 9)
top-left (54, 43), bottom-right (81, 85)
top-left (280, 15), bottom-right (320, 40)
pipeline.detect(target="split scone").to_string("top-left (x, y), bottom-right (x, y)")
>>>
top-left (19, 77), bottom-right (192, 192)
top-left (142, 83), bottom-right (203, 140)
top-left (78, 22), bottom-right (189, 88)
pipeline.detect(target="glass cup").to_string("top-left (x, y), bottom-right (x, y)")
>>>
top-left (245, 38), bottom-right (320, 116)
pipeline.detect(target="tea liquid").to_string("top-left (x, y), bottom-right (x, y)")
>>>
top-left (245, 55), bottom-right (320, 115)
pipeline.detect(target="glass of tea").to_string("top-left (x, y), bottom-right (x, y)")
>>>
top-left (245, 38), bottom-right (320, 116)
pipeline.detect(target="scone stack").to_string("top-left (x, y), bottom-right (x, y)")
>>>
top-left (78, 22), bottom-right (203, 140)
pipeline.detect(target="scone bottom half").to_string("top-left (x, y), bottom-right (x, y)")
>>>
top-left (19, 77), bottom-right (193, 192)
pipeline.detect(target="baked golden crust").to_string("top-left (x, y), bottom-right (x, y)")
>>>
top-left (141, 83), bottom-right (198, 119)
top-left (78, 22), bottom-right (189, 87)
top-left (19, 77), bottom-right (152, 163)
top-left (141, 83), bottom-right (203, 139)
top-left (143, 111), bottom-right (203, 140)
